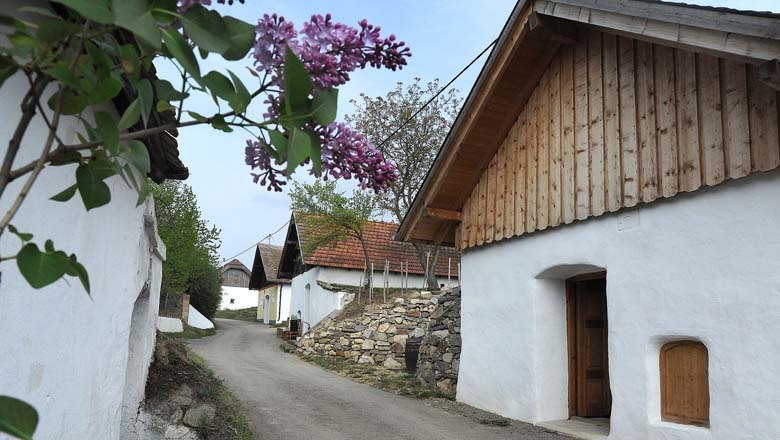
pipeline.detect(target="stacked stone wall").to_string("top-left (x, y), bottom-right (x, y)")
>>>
top-left (415, 287), bottom-right (461, 395)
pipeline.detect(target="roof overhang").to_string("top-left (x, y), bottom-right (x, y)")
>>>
top-left (397, 0), bottom-right (780, 246)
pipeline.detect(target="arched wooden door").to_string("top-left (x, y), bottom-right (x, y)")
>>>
top-left (263, 295), bottom-right (270, 323)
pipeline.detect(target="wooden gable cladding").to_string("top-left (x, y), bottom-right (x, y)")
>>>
top-left (458, 29), bottom-right (780, 250)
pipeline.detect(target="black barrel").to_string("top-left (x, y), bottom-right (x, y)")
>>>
top-left (405, 337), bottom-right (422, 374)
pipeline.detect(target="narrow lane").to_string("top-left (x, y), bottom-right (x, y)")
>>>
top-left (187, 319), bottom-right (569, 440)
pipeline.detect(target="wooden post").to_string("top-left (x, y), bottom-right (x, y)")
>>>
top-left (181, 294), bottom-right (190, 323)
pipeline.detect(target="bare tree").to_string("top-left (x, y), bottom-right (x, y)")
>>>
top-left (346, 78), bottom-right (461, 288)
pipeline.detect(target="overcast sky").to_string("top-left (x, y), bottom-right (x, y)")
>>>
top-left (153, 0), bottom-right (780, 268)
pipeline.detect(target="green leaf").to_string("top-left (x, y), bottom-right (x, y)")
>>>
top-left (16, 242), bottom-right (70, 289)
top-left (87, 76), bottom-right (123, 105)
top-left (156, 100), bottom-right (175, 113)
top-left (186, 111), bottom-right (207, 122)
top-left (162, 28), bottom-right (200, 81)
top-left (308, 132), bottom-right (322, 175)
top-left (311, 88), bottom-right (338, 126)
top-left (137, 78), bottom-right (153, 128)
top-left (49, 150), bottom-right (82, 166)
top-left (7, 225), bottom-right (32, 242)
top-left (283, 46), bottom-right (312, 115)
top-left (9, 33), bottom-right (35, 57)
top-left (221, 16), bottom-right (255, 61)
top-left (154, 79), bottom-right (187, 101)
top-left (118, 98), bottom-right (141, 131)
top-left (76, 163), bottom-right (111, 210)
top-left (267, 129), bottom-right (287, 159)
top-left (50, 184), bottom-right (78, 202)
top-left (113, 0), bottom-right (161, 49)
top-left (36, 17), bottom-right (80, 43)
top-left (228, 70), bottom-right (250, 113)
top-left (65, 255), bottom-right (90, 294)
top-left (286, 127), bottom-right (311, 176)
top-left (0, 56), bottom-right (18, 89)
top-left (117, 44), bottom-right (139, 77)
top-left (51, 0), bottom-right (113, 24)
top-left (210, 114), bottom-right (232, 132)
top-left (180, 5), bottom-right (230, 54)
top-left (95, 112), bottom-right (119, 153)
top-left (135, 178), bottom-right (151, 206)
top-left (44, 63), bottom-right (80, 90)
top-left (202, 71), bottom-right (235, 102)
top-left (17, 6), bottom-right (60, 19)
top-left (48, 90), bottom-right (87, 115)
top-left (126, 140), bottom-right (151, 175)
top-left (0, 395), bottom-right (38, 440)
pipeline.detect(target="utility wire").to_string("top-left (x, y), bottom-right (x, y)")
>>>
top-left (376, 37), bottom-right (498, 149)
top-left (219, 39), bottom-right (497, 264)
top-left (219, 219), bottom-right (290, 265)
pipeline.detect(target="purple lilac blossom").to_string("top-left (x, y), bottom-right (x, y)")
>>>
top-left (244, 14), bottom-right (409, 192)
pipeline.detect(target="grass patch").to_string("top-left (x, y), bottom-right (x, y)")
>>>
top-left (298, 354), bottom-right (453, 400)
top-left (147, 333), bottom-right (255, 440)
top-left (169, 324), bottom-right (216, 339)
top-left (214, 307), bottom-right (257, 321)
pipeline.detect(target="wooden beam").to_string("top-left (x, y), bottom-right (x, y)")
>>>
top-left (426, 207), bottom-right (463, 222)
top-left (758, 59), bottom-right (780, 91)
top-left (432, 221), bottom-right (455, 246)
top-left (528, 12), bottom-right (579, 45)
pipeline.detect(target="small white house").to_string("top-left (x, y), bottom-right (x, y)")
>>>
top-left (249, 243), bottom-right (292, 324)
top-left (278, 212), bottom-right (459, 333)
top-left (219, 259), bottom-right (257, 310)
top-left (0, 4), bottom-right (188, 436)
top-left (397, 1), bottom-right (780, 439)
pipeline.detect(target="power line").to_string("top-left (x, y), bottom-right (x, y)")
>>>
top-left (219, 39), bottom-right (497, 264)
top-left (376, 37), bottom-right (498, 149)
top-left (219, 219), bottom-right (290, 265)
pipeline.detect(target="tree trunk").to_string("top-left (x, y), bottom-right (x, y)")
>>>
top-left (413, 243), bottom-right (441, 290)
top-left (357, 234), bottom-right (372, 289)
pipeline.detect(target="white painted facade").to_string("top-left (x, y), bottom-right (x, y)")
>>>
top-left (219, 285), bottom-right (257, 310)
top-left (0, 72), bottom-right (166, 438)
top-left (187, 304), bottom-right (214, 330)
top-left (290, 266), bottom-right (452, 333)
top-left (157, 317), bottom-right (184, 333)
top-left (457, 171), bottom-right (780, 440)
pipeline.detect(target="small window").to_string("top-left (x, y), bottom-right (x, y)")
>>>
top-left (660, 341), bottom-right (709, 427)
top-left (230, 298), bottom-right (235, 304)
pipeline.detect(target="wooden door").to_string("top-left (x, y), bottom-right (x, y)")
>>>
top-left (568, 276), bottom-right (611, 417)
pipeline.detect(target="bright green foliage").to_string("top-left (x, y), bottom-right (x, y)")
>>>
top-left (0, 395), bottom-right (38, 440)
top-left (152, 180), bottom-right (222, 320)
top-left (289, 181), bottom-right (380, 275)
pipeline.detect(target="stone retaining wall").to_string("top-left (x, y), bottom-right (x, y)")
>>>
top-left (415, 287), bottom-right (461, 395)
top-left (296, 291), bottom-right (439, 369)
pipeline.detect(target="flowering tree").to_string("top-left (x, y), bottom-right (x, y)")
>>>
top-left (0, 1), bottom-right (408, 437)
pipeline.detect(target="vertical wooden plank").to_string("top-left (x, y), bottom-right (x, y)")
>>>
top-left (697, 54), bottom-right (725, 186)
top-left (549, 53), bottom-right (562, 228)
top-left (588, 30), bottom-right (606, 216)
top-left (516, 113), bottom-right (527, 235)
top-left (561, 45), bottom-right (576, 224)
top-left (574, 37), bottom-right (590, 220)
top-left (527, 92), bottom-right (538, 231)
top-left (495, 141), bottom-right (506, 241)
top-left (468, 175), bottom-right (478, 248)
top-left (485, 155), bottom-right (497, 243)
top-left (654, 45), bottom-right (679, 198)
top-left (603, 33), bottom-right (622, 212)
top-left (460, 194), bottom-right (470, 249)
top-left (747, 64), bottom-right (780, 171)
top-left (505, 123), bottom-right (517, 237)
top-left (721, 59), bottom-right (751, 179)
top-left (537, 72), bottom-right (550, 230)
top-left (675, 49), bottom-right (702, 192)
top-left (635, 40), bottom-right (658, 203)
top-left (476, 173), bottom-right (486, 246)
top-left (619, 37), bottom-right (639, 207)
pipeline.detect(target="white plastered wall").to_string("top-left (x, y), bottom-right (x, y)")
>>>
top-left (458, 171), bottom-right (780, 440)
top-left (219, 285), bottom-right (257, 310)
top-left (0, 69), bottom-right (166, 439)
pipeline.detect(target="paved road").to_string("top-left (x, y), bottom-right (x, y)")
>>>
top-left (187, 319), bottom-right (569, 440)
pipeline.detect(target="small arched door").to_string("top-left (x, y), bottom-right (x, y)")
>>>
top-left (263, 294), bottom-right (270, 323)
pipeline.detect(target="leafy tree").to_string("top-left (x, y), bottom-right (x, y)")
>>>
top-left (0, 3), bottom-right (409, 436)
top-left (345, 78), bottom-right (461, 288)
top-left (289, 180), bottom-right (379, 282)
top-left (152, 180), bottom-right (221, 319)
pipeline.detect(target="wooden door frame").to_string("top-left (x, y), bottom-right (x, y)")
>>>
top-left (566, 271), bottom-right (609, 417)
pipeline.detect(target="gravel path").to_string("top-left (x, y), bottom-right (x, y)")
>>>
top-left (187, 319), bottom-right (571, 440)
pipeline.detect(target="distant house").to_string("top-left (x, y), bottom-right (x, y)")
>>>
top-left (397, 1), bottom-right (780, 439)
top-left (219, 259), bottom-right (256, 310)
top-left (249, 244), bottom-right (291, 324)
top-left (278, 212), bottom-right (459, 333)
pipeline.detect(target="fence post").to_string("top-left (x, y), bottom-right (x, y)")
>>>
top-left (181, 294), bottom-right (190, 324)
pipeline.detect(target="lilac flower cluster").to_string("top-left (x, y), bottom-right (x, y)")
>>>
top-left (244, 13), bottom-right (409, 192)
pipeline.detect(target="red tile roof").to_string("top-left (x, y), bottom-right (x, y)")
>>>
top-left (295, 214), bottom-right (460, 277)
